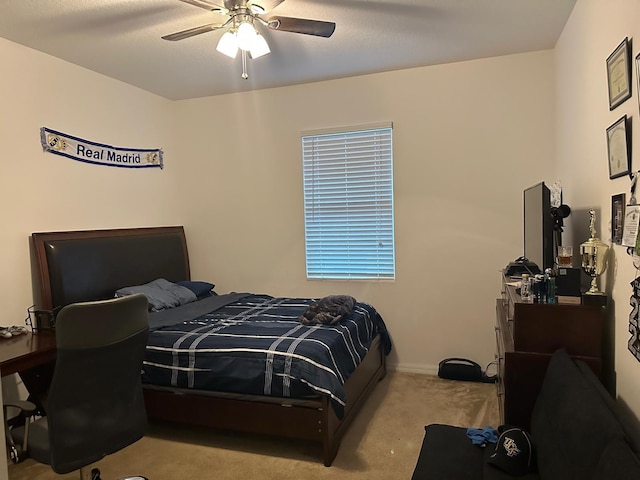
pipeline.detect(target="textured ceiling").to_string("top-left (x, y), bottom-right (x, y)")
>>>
top-left (0, 0), bottom-right (577, 100)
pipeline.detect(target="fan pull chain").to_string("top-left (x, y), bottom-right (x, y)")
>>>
top-left (241, 49), bottom-right (248, 79)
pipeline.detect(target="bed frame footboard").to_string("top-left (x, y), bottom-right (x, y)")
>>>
top-left (143, 334), bottom-right (386, 466)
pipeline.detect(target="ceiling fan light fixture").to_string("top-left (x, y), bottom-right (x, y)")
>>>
top-left (237, 22), bottom-right (257, 51)
top-left (216, 30), bottom-right (238, 58)
top-left (162, 0), bottom-right (335, 78)
top-left (249, 33), bottom-right (270, 58)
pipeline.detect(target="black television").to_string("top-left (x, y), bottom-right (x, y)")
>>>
top-left (523, 182), bottom-right (555, 272)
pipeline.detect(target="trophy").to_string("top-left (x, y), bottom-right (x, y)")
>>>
top-left (580, 209), bottom-right (609, 295)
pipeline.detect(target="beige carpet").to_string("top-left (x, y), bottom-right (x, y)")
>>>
top-left (8, 372), bottom-right (499, 479)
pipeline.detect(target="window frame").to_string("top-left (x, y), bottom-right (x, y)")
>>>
top-left (301, 122), bottom-right (395, 280)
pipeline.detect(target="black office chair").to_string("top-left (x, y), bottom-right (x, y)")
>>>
top-left (6, 293), bottom-right (150, 480)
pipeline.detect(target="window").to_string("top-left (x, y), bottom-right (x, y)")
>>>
top-left (302, 123), bottom-right (395, 280)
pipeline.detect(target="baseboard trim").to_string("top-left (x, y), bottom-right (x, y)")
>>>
top-left (387, 362), bottom-right (438, 376)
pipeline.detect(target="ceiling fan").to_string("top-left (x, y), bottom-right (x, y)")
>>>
top-left (162, 0), bottom-right (336, 79)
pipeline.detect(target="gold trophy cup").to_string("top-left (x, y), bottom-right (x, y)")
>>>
top-left (580, 209), bottom-right (609, 295)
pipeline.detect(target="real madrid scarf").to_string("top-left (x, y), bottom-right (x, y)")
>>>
top-left (40, 127), bottom-right (163, 169)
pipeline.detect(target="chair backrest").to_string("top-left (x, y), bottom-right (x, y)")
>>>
top-left (46, 293), bottom-right (149, 474)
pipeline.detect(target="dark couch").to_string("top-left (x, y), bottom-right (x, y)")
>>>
top-left (411, 349), bottom-right (640, 479)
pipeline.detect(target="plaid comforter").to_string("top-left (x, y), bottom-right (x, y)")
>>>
top-left (142, 293), bottom-right (391, 417)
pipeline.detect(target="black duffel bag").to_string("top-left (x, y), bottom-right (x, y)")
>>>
top-left (437, 357), bottom-right (484, 382)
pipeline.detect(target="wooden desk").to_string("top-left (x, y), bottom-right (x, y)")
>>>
top-left (0, 332), bottom-right (56, 414)
top-left (0, 332), bottom-right (56, 377)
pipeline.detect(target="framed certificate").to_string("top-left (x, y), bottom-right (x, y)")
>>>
top-left (623, 204), bottom-right (640, 248)
top-left (607, 37), bottom-right (631, 110)
top-left (607, 115), bottom-right (630, 179)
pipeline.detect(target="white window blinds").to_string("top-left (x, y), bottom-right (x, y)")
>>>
top-left (302, 123), bottom-right (395, 280)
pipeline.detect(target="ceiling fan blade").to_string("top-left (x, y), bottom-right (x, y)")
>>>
top-left (265, 0), bottom-right (286, 11)
top-left (266, 16), bottom-right (335, 37)
top-left (176, 0), bottom-right (227, 13)
top-left (162, 23), bottom-right (225, 41)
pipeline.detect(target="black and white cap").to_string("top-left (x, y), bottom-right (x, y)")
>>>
top-left (487, 427), bottom-right (535, 476)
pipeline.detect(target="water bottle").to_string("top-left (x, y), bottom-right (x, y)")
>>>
top-left (521, 273), bottom-right (533, 303)
top-left (545, 268), bottom-right (557, 304)
top-left (534, 274), bottom-right (546, 303)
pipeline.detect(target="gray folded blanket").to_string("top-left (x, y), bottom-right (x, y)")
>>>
top-left (300, 295), bottom-right (357, 325)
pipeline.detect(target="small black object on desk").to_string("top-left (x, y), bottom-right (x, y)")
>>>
top-left (504, 256), bottom-right (541, 277)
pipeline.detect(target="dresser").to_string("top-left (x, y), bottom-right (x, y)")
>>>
top-left (495, 273), bottom-right (605, 429)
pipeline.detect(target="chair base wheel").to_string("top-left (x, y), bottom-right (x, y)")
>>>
top-left (9, 445), bottom-right (26, 464)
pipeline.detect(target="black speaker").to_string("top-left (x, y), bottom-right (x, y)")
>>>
top-left (556, 267), bottom-right (581, 296)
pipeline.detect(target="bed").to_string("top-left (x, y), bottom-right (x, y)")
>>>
top-left (30, 226), bottom-right (390, 466)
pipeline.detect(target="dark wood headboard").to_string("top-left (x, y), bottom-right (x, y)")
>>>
top-left (31, 226), bottom-right (190, 310)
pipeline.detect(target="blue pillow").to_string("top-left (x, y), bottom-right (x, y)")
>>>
top-left (177, 280), bottom-right (215, 298)
top-left (115, 278), bottom-right (197, 311)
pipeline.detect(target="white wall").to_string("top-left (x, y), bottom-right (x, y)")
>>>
top-left (556, 0), bottom-right (640, 423)
top-left (170, 51), bottom-right (557, 373)
top-left (0, 37), bottom-right (183, 477)
top-left (0, 38), bottom-right (178, 325)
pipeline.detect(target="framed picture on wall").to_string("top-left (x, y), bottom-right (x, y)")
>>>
top-left (623, 204), bottom-right (640, 248)
top-left (607, 37), bottom-right (631, 110)
top-left (612, 193), bottom-right (626, 244)
top-left (607, 115), bottom-right (631, 179)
